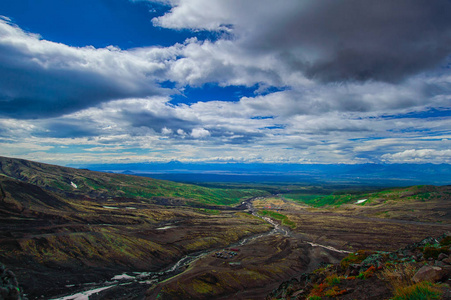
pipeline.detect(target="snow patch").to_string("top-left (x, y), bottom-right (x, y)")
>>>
top-left (156, 226), bottom-right (175, 230)
top-left (102, 206), bottom-right (119, 209)
top-left (111, 273), bottom-right (134, 280)
top-left (355, 199), bottom-right (367, 204)
top-left (50, 285), bottom-right (114, 300)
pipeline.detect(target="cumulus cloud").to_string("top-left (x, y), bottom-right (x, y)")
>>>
top-left (2, 2), bottom-right (451, 164)
top-left (153, 0), bottom-right (451, 83)
top-left (190, 127), bottom-right (210, 138)
top-left (161, 127), bottom-right (173, 135)
top-left (0, 18), bottom-right (167, 118)
top-left (382, 149), bottom-right (451, 164)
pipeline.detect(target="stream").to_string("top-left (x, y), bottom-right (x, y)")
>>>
top-left (49, 197), bottom-right (343, 300)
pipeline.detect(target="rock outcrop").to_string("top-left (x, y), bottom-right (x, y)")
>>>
top-left (267, 233), bottom-right (451, 299)
top-left (0, 263), bottom-right (25, 300)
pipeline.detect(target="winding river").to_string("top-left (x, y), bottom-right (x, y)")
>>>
top-left (50, 197), bottom-right (345, 300)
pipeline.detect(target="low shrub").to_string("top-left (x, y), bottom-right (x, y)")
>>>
top-left (358, 265), bottom-right (376, 279)
top-left (324, 286), bottom-right (347, 297)
top-left (440, 236), bottom-right (451, 246)
top-left (422, 246), bottom-right (449, 260)
top-left (340, 250), bottom-right (373, 269)
top-left (378, 263), bottom-right (418, 290)
top-left (391, 281), bottom-right (442, 300)
top-left (309, 282), bottom-right (328, 297)
top-left (325, 275), bottom-right (341, 285)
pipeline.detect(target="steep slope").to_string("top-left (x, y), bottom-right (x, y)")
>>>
top-left (0, 175), bottom-right (74, 215)
top-left (0, 157), bottom-right (272, 299)
top-left (267, 234), bottom-right (451, 299)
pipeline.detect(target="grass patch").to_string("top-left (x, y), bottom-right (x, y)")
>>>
top-left (391, 281), bottom-right (443, 300)
top-left (379, 263), bottom-right (417, 290)
top-left (340, 250), bottom-right (373, 269)
top-left (258, 210), bottom-right (296, 229)
top-left (325, 275), bottom-right (341, 285)
top-left (282, 185), bottom-right (446, 207)
top-left (283, 193), bottom-right (326, 204)
top-left (193, 208), bottom-right (220, 215)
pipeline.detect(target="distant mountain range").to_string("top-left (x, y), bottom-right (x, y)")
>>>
top-left (71, 162), bottom-right (451, 186)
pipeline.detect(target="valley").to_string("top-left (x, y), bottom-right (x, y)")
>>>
top-left (0, 156), bottom-right (450, 299)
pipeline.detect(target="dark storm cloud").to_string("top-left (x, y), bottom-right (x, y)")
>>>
top-left (247, 0), bottom-right (451, 83)
top-left (123, 110), bottom-right (197, 133)
top-left (0, 62), bottom-right (158, 119)
top-left (34, 121), bottom-right (100, 138)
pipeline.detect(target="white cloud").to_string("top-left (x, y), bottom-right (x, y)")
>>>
top-left (161, 127), bottom-right (173, 135)
top-left (382, 149), bottom-right (451, 164)
top-left (1, 2), bottom-right (451, 165)
top-left (177, 129), bottom-right (187, 137)
top-left (153, 0), bottom-right (451, 83)
top-left (190, 127), bottom-right (210, 138)
top-left (0, 18), bottom-right (169, 118)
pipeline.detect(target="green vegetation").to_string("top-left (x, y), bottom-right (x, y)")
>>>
top-left (0, 156), bottom-right (269, 207)
top-left (358, 265), bottom-right (376, 279)
top-left (193, 208), bottom-right (220, 215)
top-left (422, 245), bottom-right (449, 260)
top-left (282, 185), bottom-right (447, 207)
top-left (282, 193), bottom-right (326, 204)
top-left (340, 250), bottom-right (374, 269)
top-left (391, 281), bottom-right (442, 300)
top-left (439, 236), bottom-right (451, 246)
top-left (258, 210), bottom-right (296, 229)
top-left (325, 275), bottom-right (341, 285)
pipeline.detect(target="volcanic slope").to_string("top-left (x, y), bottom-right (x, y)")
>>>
top-left (0, 156), bottom-right (267, 206)
top-left (257, 185), bottom-right (451, 251)
top-left (0, 156), bottom-right (270, 299)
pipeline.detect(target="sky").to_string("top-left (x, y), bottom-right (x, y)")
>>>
top-left (0, 0), bottom-right (450, 165)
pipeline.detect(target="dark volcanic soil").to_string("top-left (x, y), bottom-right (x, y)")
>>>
top-left (146, 234), bottom-right (346, 300)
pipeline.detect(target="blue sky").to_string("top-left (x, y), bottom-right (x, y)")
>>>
top-left (0, 0), bottom-right (450, 165)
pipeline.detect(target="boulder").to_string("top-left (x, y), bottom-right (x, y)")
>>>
top-left (435, 260), bottom-right (448, 268)
top-left (412, 265), bottom-right (445, 283)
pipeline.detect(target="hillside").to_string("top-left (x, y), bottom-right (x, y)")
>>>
top-left (0, 156), bottom-right (272, 299)
top-left (0, 156), bottom-right (268, 206)
top-left (0, 156), bottom-right (450, 299)
top-left (268, 233), bottom-right (451, 299)
top-left (284, 185), bottom-right (451, 207)
top-left (283, 185), bottom-right (451, 225)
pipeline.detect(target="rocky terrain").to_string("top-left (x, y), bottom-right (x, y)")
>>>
top-left (0, 156), bottom-right (270, 299)
top-left (267, 233), bottom-right (451, 299)
top-left (146, 234), bottom-right (345, 300)
top-left (0, 263), bottom-right (25, 300)
top-left (0, 156), bottom-right (450, 299)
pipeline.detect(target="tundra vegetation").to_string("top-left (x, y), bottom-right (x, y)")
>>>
top-left (0, 156), bottom-right (450, 299)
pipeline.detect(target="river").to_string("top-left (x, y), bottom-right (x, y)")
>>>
top-left (49, 197), bottom-right (345, 300)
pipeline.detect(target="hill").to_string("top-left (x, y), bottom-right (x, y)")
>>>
top-left (0, 156), bottom-right (271, 299)
top-left (0, 156), bottom-right (268, 206)
top-left (0, 156), bottom-right (449, 299)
